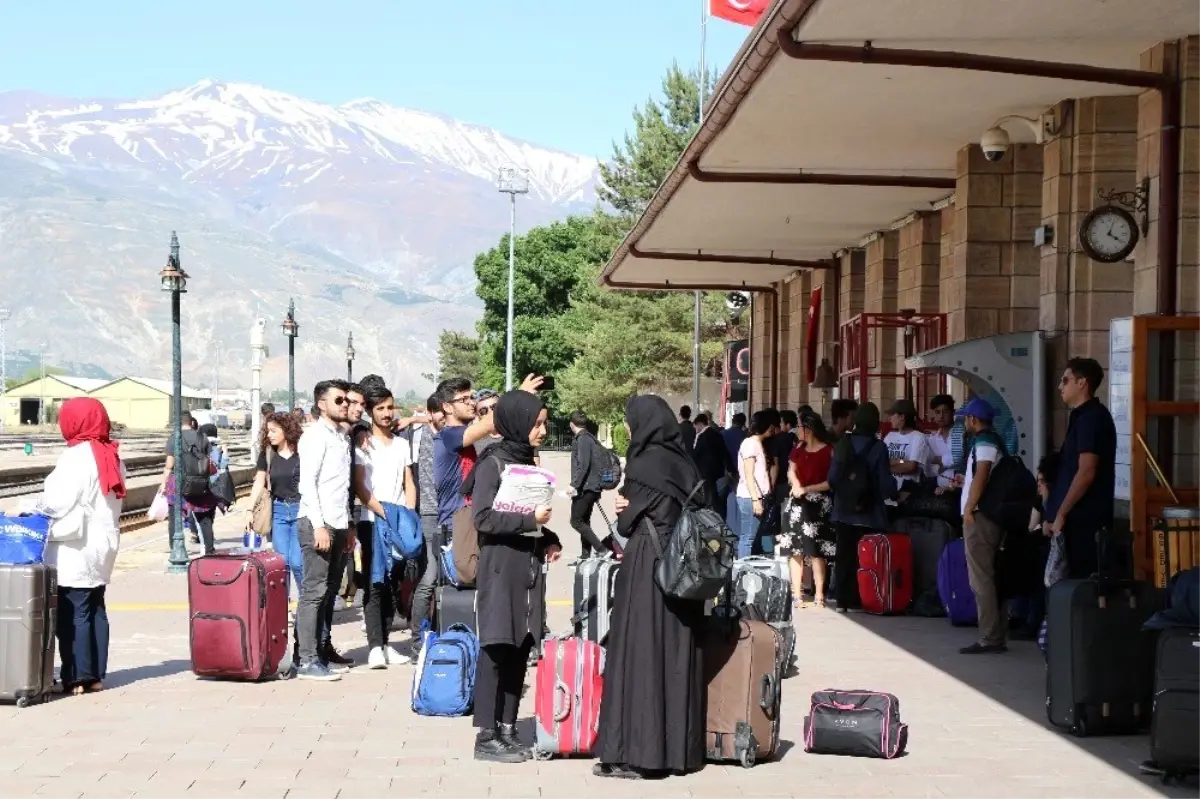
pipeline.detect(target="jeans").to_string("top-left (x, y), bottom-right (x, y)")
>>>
top-left (473, 638), bottom-right (534, 728)
top-left (57, 585), bottom-right (109, 689)
top-left (735, 497), bottom-right (760, 559)
top-left (271, 501), bottom-right (302, 594)
top-left (726, 490), bottom-right (740, 530)
top-left (296, 518), bottom-right (348, 665)
top-left (359, 520), bottom-right (395, 649)
top-left (169, 508), bottom-right (215, 555)
top-left (570, 490), bottom-right (604, 558)
top-left (410, 516), bottom-right (441, 642)
top-left (833, 523), bottom-right (867, 611)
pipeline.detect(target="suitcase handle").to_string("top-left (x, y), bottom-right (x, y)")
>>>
top-left (553, 680), bottom-right (571, 722)
top-left (759, 673), bottom-right (779, 717)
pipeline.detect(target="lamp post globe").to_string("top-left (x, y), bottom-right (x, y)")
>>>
top-left (160, 231), bottom-right (191, 573)
top-left (281, 299), bottom-right (299, 411)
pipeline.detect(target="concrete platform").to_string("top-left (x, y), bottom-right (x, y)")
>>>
top-left (0, 452), bottom-right (1189, 799)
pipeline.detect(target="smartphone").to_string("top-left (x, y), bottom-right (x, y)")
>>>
top-left (539, 375), bottom-right (555, 391)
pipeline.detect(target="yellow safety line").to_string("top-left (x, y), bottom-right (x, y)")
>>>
top-left (108, 598), bottom-right (573, 612)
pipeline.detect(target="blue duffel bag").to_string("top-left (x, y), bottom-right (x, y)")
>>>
top-left (0, 513), bottom-right (52, 565)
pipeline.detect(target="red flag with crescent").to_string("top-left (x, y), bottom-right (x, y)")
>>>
top-left (709, 0), bottom-right (769, 26)
top-left (805, 287), bottom-right (821, 384)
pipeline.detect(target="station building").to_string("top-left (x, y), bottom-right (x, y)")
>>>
top-left (600, 0), bottom-right (1199, 581)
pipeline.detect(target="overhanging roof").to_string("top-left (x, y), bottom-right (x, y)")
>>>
top-left (602, 0), bottom-right (1199, 291)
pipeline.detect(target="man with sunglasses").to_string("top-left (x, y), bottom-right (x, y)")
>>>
top-left (295, 379), bottom-right (354, 681)
top-left (472, 389), bottom-right (502, 455)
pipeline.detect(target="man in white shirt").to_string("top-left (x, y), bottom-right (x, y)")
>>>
top-left (883, 398), bottom-right (931, 496)
top-left (295, 379), bottom-right (353, 682)
top-left (956, 397), bottom-right (1006, 656)
top-left (924, 394), bottom-right (957, 488)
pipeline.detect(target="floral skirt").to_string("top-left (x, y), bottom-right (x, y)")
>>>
top-left (780, 493), bottom-right (836, 561)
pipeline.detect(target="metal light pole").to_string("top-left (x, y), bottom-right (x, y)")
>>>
top-left (39, 352), bottom-right (46, 426)
top-left (281, 299), bottom-right (299, 411)
top-left (346, 332), bottom-right (355, 383)
top-left (0, 308), bottom-right (8, 434)
top-left (249, 319), bottom-right (267, 464)
top-left (497, 166), bottom-right (529, 391)
top-left (693, 0), bottom-right (707, 413)
top-left (160, 232), bottom-right (191, 573)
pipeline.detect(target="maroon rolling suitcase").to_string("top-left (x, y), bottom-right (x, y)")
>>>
top-left (188, 551), bottom-right (289, 680)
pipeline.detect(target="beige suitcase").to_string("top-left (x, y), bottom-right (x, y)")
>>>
top-left (702, 615), bottom-right (783, 767)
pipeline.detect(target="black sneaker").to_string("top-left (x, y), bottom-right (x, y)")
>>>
top-left (960, 642), bottom-right (1008, 655)
top-left (474, 730), bottom-right (527, 763)
top-left (322, 646), bottom-right (354, 668)
top-left (497, 724), bottom-right (531, 761)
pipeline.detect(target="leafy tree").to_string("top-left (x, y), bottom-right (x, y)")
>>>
top-left (435, 331), bottom-right (481, 384)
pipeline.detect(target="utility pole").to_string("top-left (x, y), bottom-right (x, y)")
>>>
top-left (249, 318), bottom-right (267, 463)
top-left (693, 0), bottom-right (708, 414)
top-left (497, 166), bottom-right (530, 391)
top-left (0, 309), bottom-right (8, 434)
top-left (39, 351), bottom-right (45, 426)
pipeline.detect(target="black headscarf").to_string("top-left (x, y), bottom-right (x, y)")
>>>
top-left (623, 394), bottom-right (699, 505)
top-left (459, 390), bottom-right (544, 498)
top-left (799, 409), bottom-right (833, 446)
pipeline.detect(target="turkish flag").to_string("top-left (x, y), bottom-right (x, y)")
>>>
top-left (709, 0), bottom-right (769, 26)
top-left (805, 287), bottom-right (821, 384)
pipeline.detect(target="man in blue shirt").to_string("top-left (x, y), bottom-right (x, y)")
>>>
top-left (1044, 357), bottom-right (1117, 579)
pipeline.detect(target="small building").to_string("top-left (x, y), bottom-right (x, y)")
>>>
top-left (89, 377), bottom-right (211, 430)
top-left (1, 375), bottom-right (109, 428)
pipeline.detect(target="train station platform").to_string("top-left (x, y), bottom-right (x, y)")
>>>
top-left (0, 453), bottom-right (1189, 799)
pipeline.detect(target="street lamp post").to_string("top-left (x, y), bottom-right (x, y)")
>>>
top-left (0, 308), bottom-right (8, 434)
top-left (281, 299), bottom-right (299, 411)
top-left (346, 332), bottom-right (355, 383)
top-left (497, 166), bottom-right (529, 391)
top-left (160, 231), bottom-right (191, 573)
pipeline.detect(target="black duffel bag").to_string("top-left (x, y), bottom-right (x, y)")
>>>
top-left (804, 689), bottom-right (909, 759)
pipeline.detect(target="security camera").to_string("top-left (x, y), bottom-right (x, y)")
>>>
top-left (980, 126), bottom-right (1010, 162)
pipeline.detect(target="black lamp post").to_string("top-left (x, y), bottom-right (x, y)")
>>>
top-left (346, 332), bottom-right (355, 382)
top-left (281, 299), bottom-right (299, 411)
top-left (160, 232), bottom-right (191, 573)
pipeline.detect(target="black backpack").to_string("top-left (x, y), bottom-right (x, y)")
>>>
top-left (972, 431), bottom-right (1036, 530)
top-left (179, 433), bottom-right (212, 500)
top-left (646, 483), bottom-right (737, 601)
top-left (839, 439), bottom-right (877, 514)
top-left (597, 447), bottom-right (623, 491)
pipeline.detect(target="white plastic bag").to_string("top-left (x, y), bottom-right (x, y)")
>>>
top-left (491, 464), bottom-right (556, 524)
top-left (148, 489), bottom-right (169, 521)
top-left (1044, 533), bottom-right (1067, 587)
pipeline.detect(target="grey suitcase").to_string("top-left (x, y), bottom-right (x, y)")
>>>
top-left (436, 585), bottom-right (477, 635)
top-left (0, 563), bottom-right (57, 707)
top-left (572, 554), bottom-right (620, 644)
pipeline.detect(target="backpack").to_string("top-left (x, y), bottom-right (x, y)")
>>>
top-left (180, 433), bottom-right (213, 500)
top-left (971, 431), bottom-right (1036, 530)
top-left (838, 439), bottom-right (877, 515)
top-left (597, 447), bottom-right (623, 491)
top-left (411, 623), bottom-right (478, 717)
top-left (646, 482), bottom-right (737, 601)
top-left (451, 504), bottom-right (479, 586)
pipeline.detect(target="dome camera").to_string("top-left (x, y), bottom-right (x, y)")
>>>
top-left (980, 126), bottom-right (1010, 163)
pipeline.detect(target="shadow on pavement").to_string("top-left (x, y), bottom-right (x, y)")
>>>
top-left (103, 659), bottom-right (193, 688)
top-left (840, 611), bottom-right (1194, 798)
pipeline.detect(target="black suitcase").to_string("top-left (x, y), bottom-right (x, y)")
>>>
top-left (892, 517), bottom-right (954, 602)
top-left (1045, 577), bottom-right (1158, 736)
top-left (435, 585), bottom-right (477, 635)
top-left (1150, 627), bottom-right (1199, 778)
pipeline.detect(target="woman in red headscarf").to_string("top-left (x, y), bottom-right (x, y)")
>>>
top-left (34, 397), bottom-right (126, 695)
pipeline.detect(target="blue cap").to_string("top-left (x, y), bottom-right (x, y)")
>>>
top-left (955, 397), bottom-right (996, 422)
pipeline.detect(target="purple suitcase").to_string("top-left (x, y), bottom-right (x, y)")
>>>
top-left (937, 539), bottom-right (977, 626)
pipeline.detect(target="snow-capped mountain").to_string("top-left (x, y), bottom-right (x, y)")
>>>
top-left (0, 81), bottom-right (602, 392)
top-left (0, 79), bottom-right (597, 204)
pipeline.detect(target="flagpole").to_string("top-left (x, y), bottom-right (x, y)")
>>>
top-left (692, 0), bottom-right (706, 416)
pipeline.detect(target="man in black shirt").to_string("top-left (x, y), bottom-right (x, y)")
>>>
top-left (1044, 357), bottom-right (1117, 579)
top-left (678, 405), bottom-right (696, 453)
top-left (567, 411), bottom-right (606, 558)
top-left (692, 412), bottom-right (731, 512)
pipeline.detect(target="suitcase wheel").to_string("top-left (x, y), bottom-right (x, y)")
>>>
top-left (739, 748), bottom-right (755, 769)
top-left (532, 749), bottom-right (554, 762)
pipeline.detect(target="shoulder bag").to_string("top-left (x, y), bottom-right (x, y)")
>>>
top-left (251, 448), bottom-right (273, 536)
top-left (645, 482), bottom-right (737, 601)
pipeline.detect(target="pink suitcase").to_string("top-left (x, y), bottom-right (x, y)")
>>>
top-left (188, 551), bottom-right (289, 680)
top-left (532, 637), bottom-right (604, 760)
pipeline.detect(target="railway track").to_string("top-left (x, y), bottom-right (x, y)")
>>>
top-left (118, 476), bottom-right (254, 533)
top-left (0, 465), bottom-right (166, 499)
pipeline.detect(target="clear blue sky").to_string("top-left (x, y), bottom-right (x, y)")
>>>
top-left (0, 1), bottom-right (751, 158)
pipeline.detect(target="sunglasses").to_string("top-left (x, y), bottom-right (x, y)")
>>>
top-left (1058, 374), bottom-right (1078, 387)
top-left (326, 395), bottom-right (348, 406)
top-left (477, 406), bottom-right (492, 416)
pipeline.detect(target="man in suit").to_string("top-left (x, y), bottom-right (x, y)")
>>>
top-left (692, 412), bottom-right (731, 512)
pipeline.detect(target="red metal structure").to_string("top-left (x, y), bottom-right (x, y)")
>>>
top-left (839, 311), bottom-right (948, 414)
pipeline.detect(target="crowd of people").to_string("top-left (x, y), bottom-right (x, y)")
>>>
top-left (21, 353), bottom-right (1115, 778)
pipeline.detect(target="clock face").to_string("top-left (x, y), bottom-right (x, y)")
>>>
top-left (1083, 208), bottom-right (1135, 261)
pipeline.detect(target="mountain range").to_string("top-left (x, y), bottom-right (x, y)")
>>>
top-left (0, 80), bottom-right (600, 393)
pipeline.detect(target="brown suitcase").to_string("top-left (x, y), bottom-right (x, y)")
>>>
top-left (703, 616), bottom-right (783, 767)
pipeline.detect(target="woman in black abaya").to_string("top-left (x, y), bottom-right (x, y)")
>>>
top-left (594, 395), bottom-right (706, 779)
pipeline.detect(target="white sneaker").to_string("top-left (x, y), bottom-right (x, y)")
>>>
top-left (361, 621), bottom-right (367, 633)
top-left (367, 647), bottom-right (388, 669)
top-left (384, 646), bottom-right (411, 666)
top-left (333, 596), bottom-right (347, 612)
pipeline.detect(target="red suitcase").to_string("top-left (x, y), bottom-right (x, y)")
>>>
top-left (857, 533), bottom-right (913, 615)
top-left (532, 637), bottom-right (604, 760)
top-left (188, 551), bottom-right (289, 680)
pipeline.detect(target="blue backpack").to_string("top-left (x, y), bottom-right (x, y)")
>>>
top-left (411, 623), bottom-right (478, 717)
top-left (439, 541), bottom-right (462, 587)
